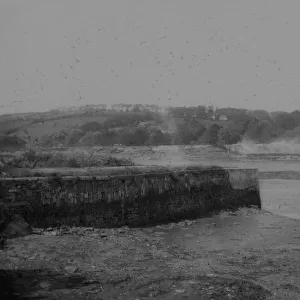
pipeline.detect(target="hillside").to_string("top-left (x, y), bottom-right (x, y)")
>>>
top-left (0, 105), bottom-right (300, 149)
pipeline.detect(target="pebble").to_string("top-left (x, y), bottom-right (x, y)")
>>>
top-left (185, 220), bottom-right (194, 226)
top-left (64, 265), bottom-right (79, 273)
top-left (39, 281), bottom-right (51, 290)
top-left (28, 255), bottom-right (38, 260)
top-left (83, 227), bottom-right (94, 232)
top-left (175, 289), bottom-right (186, 293)
top-left (187, 280), bottom-right (198, 285)
top-left (82, 279), bottom-right (99, 285)
top-left (185, 233), bottom-right (194, 237)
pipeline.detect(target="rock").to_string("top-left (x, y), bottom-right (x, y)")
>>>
top-left (32, 228), bottom-right (43, 235)
top-left (154, 232), bottom-right (164, 236)
top-left (175, 289), bottom-right (186, 293)
top-left (178, 221), bottom-right (186, 227)
top-left (76, 228), bottom-right (85, 235)
top-left (83, 227), bottom-right (94, 232)
top-left (64, 265), bottom-right (79, 273)
top-left (185, 220), bottom-right (193, 226)
top-left (88, 289), bottom-right (102, 294)
top-left (0, 214), bottom-right (32, 238)
top-left (82, 279), bottom-right (99, 285)
top-left (187, 280), bottom-right (198, 285)
top-left (88, 233), bottom-right (98, 238)
top-left (28, 255), bottom-right (38, 260)
top-left (39, 281), bottom-right (51, 290)
top-left (0, 236), bottom-right (7, 249)
top-left (60, 225), bottom-right (70, 230)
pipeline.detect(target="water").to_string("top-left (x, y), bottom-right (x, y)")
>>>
top-left (260, 179), bottom-right (300, 219)
top-left (136, 158), bottom-right (300, 219)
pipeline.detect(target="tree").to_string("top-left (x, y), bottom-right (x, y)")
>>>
top-left (273, 112), bottom-right (296, 131)
top-left (202, 124), bottom-right (222, 145)
top-left (120, 127), bottom-right (149, 146)
top-left (147, 128), bottom-right (172, 145)
top-left (217, 108), bottom-right (251, 123)
top-left (244, 119), bottom-right (274, 143)
top-left (0, 134), bottom-right (26, 148)
top-left (283, 126), bottom-right (300, 141)
top-left (251, 110), bottom-right (273, 122)
top-left (132, 104), bottom-right (142, 112)
top-left (39, 134), bottom-right (53, 146)
top-left (218, 126), bottom-right (242, 145)
top-left (65, 129), bottom-right (85, 146)
top-left (80, 121), bottom-right (103, 133)
top-left (195, 105), bottom-right (207, 118)
top-left (174, 119), bottom-right (206, 145)
top-left (79, 131), bottom-right (100, 146)
top-left (290, 110), bottom-right (300, 127)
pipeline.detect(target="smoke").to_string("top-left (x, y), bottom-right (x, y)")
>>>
top-left (159, 107), bottom-right (177, 134)
top-left (228, 138), bottom-right (300, 155)
top-left (154, 108), bottom-right (190, 165)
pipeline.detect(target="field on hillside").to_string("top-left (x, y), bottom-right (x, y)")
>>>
top-left (0, 110), bottom-right (152, 138)
top-left (0, 107), bottom-right (235, 148)
top-left (15, 115), bottom-right (109, 139)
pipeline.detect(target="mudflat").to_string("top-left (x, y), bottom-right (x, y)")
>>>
top-left (1, 207), bottom-right (300, 299)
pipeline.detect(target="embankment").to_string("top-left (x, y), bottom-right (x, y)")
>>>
top-left (0, 166), bottom-right (261, 228)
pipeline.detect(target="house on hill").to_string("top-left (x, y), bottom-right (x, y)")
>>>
top-left (219, 115), bottom-right (228, 121)
top-left (111, 104), bottom-right (132, 111)
top-left (95, 104), bottom-right (107, 110)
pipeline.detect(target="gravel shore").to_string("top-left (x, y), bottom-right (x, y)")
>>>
top-left (1, 207), bottom-right (300, 299)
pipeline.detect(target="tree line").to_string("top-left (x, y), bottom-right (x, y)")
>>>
top-left (1, 107), bottom-right (300, 148)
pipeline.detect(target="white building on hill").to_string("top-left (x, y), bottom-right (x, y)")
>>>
top-left (219, 115), bottom-right (228, 121)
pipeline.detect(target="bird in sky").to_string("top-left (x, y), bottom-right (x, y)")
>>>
top-left (36, 69), bottom-right (46, 78)
top-left (157, 36), bottom-right (167, 40)
top-left (98, 25), bottom-right (110, 32)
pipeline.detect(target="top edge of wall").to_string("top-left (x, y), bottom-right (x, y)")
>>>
top-left (0, 166), bottom-right (258, 180)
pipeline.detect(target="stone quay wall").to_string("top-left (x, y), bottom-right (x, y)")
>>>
top-left (0, 166), bottom-right (261, 228)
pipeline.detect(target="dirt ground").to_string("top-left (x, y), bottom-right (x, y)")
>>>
top-left (2, 146), bottom-right (300, 299)
top-left (1, 207), bottom-right (300, 299)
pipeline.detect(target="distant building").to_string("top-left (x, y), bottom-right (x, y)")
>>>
top-left (96, 104), bottom-right (107, 110)
top-left (219, 115), bottom-right (227, 121)
top-left (110, 104), bottom-right (167, 113)
top-left (111, 104), bottom-right (128, 112)
top-left (142, 104), bottom-right (160, 112)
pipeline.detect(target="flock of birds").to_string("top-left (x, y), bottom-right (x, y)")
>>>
top-left (4, 12), bottom-right (299, 111)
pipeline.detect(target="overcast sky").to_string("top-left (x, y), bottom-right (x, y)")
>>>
top-left (1, 0), bottom-right (300, 114)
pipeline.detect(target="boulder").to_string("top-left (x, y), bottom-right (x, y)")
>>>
top-left (0, 214), bottom-right (32, 238)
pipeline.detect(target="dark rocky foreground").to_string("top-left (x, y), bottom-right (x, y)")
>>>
top-left (1, 208), bottom-right (300, 299)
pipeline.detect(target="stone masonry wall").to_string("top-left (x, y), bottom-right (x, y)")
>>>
top-left (0, 167), bottom-right (261, 228)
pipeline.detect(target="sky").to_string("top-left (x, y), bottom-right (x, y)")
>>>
top-left (0, 0), bottom-right (300, 114)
